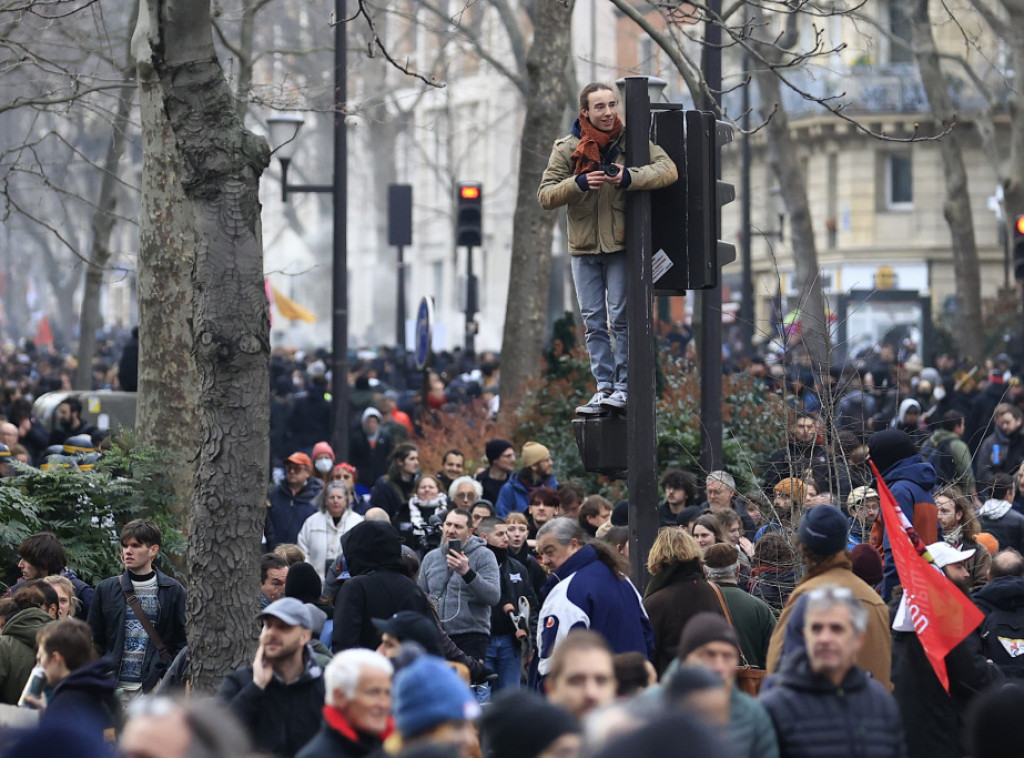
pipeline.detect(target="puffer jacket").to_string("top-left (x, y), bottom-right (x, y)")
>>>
top-left (761, 656), bottom-right (905, 758)
top-left (0, 607), bottom-right (54, 704)
top-left (537, 119), bottom-right (678, 255)
top-left (297, 508), bottom-right (364, 581)
top-left (418, 535), bottom-right (500, 637)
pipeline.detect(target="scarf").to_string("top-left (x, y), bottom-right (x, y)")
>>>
top-left (979, 498), bottom-right (1013, 520)
top-left (571, 113), bottom-right (623, 175)
top-left (408, 494), bottom-right (448, 531)
top-left (943, 524), bottom-right (964, 546)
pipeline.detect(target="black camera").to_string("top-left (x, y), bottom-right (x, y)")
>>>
top-left (600, 164), bottom-right (620, 177)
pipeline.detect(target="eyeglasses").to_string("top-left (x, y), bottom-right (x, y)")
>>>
top-left (806, 585), bottom-right (853, 602)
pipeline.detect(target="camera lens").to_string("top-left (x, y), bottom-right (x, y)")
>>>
top-left (603, 164), bottom-right (620, 177)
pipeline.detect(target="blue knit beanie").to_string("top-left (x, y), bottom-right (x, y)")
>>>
top-left (798, 504), bottom-right (849, 556)
top-left (392, 655), bottom-right (480, 738)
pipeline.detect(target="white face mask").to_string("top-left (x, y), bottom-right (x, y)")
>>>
top-left (315, 458), bottom-right (333, 474)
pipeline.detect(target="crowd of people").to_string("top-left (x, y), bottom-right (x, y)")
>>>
top-left (4, 327), bottom-right (1024, 756)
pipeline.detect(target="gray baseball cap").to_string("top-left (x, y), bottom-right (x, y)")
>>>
top-left (258, 597), bottom-right (313, 629)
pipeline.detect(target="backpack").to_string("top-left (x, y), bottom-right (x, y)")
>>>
top-left (980, 607), bottom-right (1024, 679)
top-left (921, 436), bottom-right (958, 487)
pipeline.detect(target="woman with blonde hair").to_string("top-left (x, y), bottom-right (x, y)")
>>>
top-left (43, 575), bottom-right (81, 619)
top-left (642, 528), bottom-right (725, 674)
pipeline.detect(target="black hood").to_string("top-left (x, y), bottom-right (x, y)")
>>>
top-left (974, 575), bottom-right (1024, 611)
top-left (342, 520), bottom-right (406, 576)
top-left (52, 656), bottom-right (117, 699)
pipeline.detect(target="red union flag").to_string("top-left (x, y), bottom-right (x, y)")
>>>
top-left (871, 461), bottom-right (984, 691)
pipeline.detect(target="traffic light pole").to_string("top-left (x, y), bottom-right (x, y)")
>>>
top-left (623, 77), bottom-right (660, 589)
top-left (465, 245), bottom-right (476, 355)
top-left (698, 0), bottom-right (724, 474)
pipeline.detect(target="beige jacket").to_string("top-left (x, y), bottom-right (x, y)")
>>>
top-left (537, 127), bottom-right (677, 255)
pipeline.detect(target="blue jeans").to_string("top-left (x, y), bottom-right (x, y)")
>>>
top-left (570, 252), bottom-right (628, 392)
top-left (486, 634), bottom-right (522, 691)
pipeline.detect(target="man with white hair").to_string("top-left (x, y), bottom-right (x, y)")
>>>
top-left (296, 649), bottom-right (394, 758)
top-left (701, 471), bottom-right (756, 540)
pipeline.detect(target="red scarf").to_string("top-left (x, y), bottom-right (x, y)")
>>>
top-left (571, 112), bottom-right (623, 175)
top-left (323, 705), bottom-right (394, 742)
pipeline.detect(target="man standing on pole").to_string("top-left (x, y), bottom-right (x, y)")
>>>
top-left (538, 82), bottom-right (677, 416)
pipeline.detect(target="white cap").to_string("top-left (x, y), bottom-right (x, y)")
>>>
top-left (926, 541), bottom-right (976, 568)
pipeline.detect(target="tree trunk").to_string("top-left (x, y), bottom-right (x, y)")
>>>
top-left (910, 0), bottom-right (983, 362)
top-left (499, 0), bottom-right (575, 410)
top-left (135, 55), bottom-right (201, 544)
top-left (135, 0), bottom-right (271, 693)
top-left (751, 61), bottom-right (830, 373)
top-left (76, 40), bottom-right (138, 390)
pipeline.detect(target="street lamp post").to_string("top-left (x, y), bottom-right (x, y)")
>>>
top-left (266, 0), bottom-right (349, 461)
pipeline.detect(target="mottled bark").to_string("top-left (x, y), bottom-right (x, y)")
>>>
top-left (76, 26), bottom-right (138, 390)
top-left (910, 0), bottom-right (983, 362)
top-left (135, 0), bottom-right (271, 693)
top-left (499, 0), bottom-right (576, 409)
top-left (135, 63), bottom-right (201, 538)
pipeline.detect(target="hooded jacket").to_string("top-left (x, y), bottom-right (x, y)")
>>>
top-left (331, 521), bottom-right (433, 652)
top-left (537, 119), bottom-right (678, 256)
top-left (765, 553), bottom-right (892, 691)
top-left (0, 607), bottom-right (54, 704)
top-left (418, 535), bottom-right (501, 637)
top-left (761, 656), bottom-right (904, 758)
top-left (494, 470), bottom-right (559, 519)
top-left (974, 574), bottom-right (1024, 679)
top-left (978, 498), bottom-right (1024, 553)
top-left (537, 544), bottom-right (654, 675)
top-left (42, 656), bottom-right (121, 735)
top-left (870, 456), bottom-right (939, 601)
top-left (218, 645), bottom-right (325, 758)
top-left (266, 477), bottom-right (323, 550)
top-left (297, 508), bottom-right (364, 581)
top-left (923, 427), bottom-right (975, 493)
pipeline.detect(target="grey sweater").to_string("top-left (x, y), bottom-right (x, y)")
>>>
top-left (418, 535), bottom-right (501, 636)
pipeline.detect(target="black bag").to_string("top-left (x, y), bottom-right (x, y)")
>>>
top-left (921, 437), bottom-right (958, 487)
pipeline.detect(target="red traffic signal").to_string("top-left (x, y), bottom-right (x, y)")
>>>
top-left (1016, 214), bottom-right (1024, 236)
top-left (456, 183), bottom-right (482, 247)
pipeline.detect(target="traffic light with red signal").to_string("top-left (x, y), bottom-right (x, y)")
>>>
top-left (1014, 214), bottom-right (1024, 281)
top-left (456, 183), bottom-right (482, 247)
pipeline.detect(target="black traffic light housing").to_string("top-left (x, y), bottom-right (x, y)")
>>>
top-left (651, 110), bottom-right (735, 293)
top-left (455, 183), bottom-right (482, 247)
top-left (1014, 214), bottom-right (1024, 281)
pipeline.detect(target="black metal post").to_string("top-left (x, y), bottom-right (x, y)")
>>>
top-left (396, 245), bottom-right (406, 349)
top-left (740, 55), bottom-right (754, 358)
top-left (699, 0), bottom-right (724, 474)
top-left (274, 7), bottom-right (348, 459)
top-left (465, 245), bottom-right (476, 355)
top-left (624, 77), bottom-right (659, 588)
top-left (331, 0), bottom-right (349, 461)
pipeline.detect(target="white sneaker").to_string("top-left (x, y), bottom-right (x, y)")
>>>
top-left (576, 391), bottom-right (609, 416)
top-left (600, 390), bottom-right (627, 410)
